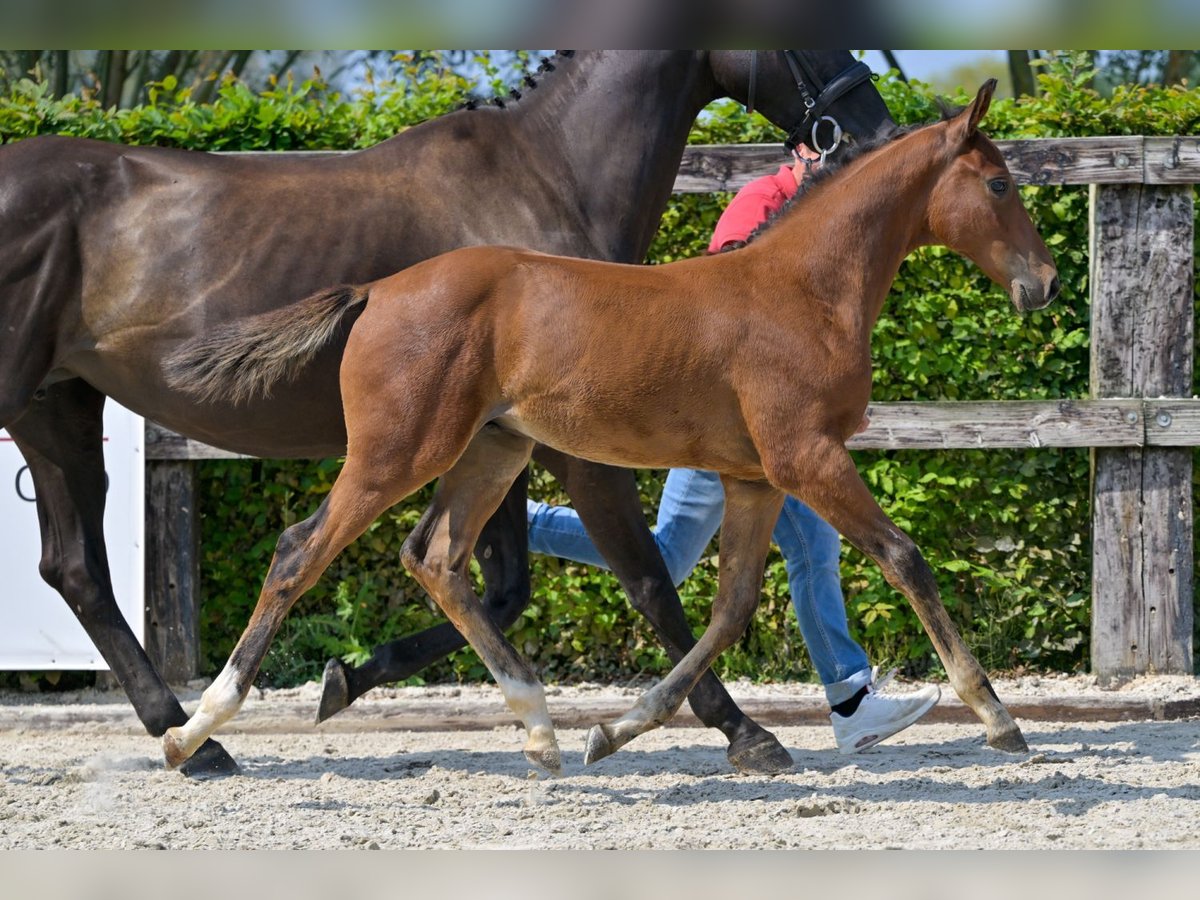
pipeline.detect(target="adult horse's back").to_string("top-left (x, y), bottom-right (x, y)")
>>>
top-left (0, 51), bottom-right (891, 776)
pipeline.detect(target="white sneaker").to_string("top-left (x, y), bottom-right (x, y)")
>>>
top-left (830, 668), bottom-right (941, 754)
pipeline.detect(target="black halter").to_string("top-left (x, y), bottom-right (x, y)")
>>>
top-left (746, 51), bottom-right (874, 159)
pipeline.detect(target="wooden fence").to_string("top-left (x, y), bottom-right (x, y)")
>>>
top-left (142, 136), bottom-right (1200, 685)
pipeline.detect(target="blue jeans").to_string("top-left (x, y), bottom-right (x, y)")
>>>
top-left (527, 468), bottom-right (872, 705)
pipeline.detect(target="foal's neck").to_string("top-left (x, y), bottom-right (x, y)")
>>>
top-left (751, 127), bottom-right (945, 340)
top-left (512, 51), bottom-right (716, 263)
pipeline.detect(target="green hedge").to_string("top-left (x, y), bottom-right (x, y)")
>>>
top-left (4, 54), bottom-right (1199, 686)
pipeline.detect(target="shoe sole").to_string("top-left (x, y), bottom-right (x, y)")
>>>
top-left (837, 687), bottom-right (942, 755)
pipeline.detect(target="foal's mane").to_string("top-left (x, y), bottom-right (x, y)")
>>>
top-left (730, 101), bottom-right (966, 251)
top-left (460, 50), bottom-right (577, 111)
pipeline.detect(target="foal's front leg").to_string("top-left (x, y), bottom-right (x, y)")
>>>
top-left (766, 438), bottom-right (1028, 753)
top-left (585, 478), bottom-right (784, 764)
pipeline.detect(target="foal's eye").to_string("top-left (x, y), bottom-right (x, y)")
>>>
top-left (989, 178), bottom-right (1009, 197)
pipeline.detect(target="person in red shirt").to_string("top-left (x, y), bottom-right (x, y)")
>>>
top-left (708, 152), bottom-right (811, 252)
top-left (527, 146), bottom-right (940, 754)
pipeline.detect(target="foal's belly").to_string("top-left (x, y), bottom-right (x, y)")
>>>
top-left (492, 408), bottom-right (766, 481)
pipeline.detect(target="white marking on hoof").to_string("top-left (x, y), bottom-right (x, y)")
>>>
top-left (162, 727), bottom-right (190, 769)
top-left (524, 728), bottom-right (562, 776)
top-left (163, 664), bottom-right (245, 766)
top-left (495, 673), bottom-right (558, 766)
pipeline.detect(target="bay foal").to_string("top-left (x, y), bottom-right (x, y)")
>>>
top-left (165, 81), bottom-right (1057, 772)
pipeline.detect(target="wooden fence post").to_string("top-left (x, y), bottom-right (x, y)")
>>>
top-left (1089, 183), bottom-right (1195, 681)
top-left (144, 460), bottom-right (201, 684)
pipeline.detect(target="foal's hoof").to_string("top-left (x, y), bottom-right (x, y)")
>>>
top-left (584, 724), bottom-right (617, 766)
top-left (727, 729), bottom-right (794, 775)
top-left (987, 724), bottom-right (1030, 754)
top-left (179, 739), bottom-right (241, 780)
top-left (316, 657), bottom-right (352, 724)
top-left (162, 727), bottom-right (191, 769)
top-left (524, 745), bottom-right (562, 777)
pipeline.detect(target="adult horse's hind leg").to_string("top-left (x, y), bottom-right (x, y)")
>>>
top-left (316, 468), bottom-right (532, 724)
top-left (7, 380), bottom-right (238, 777)
top-left (586, 478), bottom-right (784, 765)
top-left (768, 440), bottom-right (1027, 753)
top-left (533, 448), bottom-right (792, 775)
top-left (400, 425), bottom-right (561, 774)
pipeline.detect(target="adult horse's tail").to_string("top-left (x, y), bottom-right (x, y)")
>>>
top-left (164, 284), bottom-right (369, 406)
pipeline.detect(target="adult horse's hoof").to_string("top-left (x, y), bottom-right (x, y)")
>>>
top-left (584, 724), bottom-right (617, 766)
top-left (179, 738), bottom-right (241, 779)
top-left (727, 729), bottom-right (793, 775)
top-left (316, 657), bottom-right (351, 724)
top-left (987, 724), bottom-right (1030, 754)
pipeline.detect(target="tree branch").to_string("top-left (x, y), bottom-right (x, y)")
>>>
top-left (53, 50), bottom-right (69, 96)
top-left (103, 49), bottom-right (128, 108)
top-left (880, 50), bottom-right (907, 83)
top-left (1008, 50), bottom-right (1036, 97)
top-left (274, 50), bottom-right (303, 80)
top-left (193, 50), bottom-right (235, 104)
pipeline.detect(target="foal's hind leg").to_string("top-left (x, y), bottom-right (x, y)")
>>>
top-left (767, 440), bottom-right (1027, 753)
top-left (162, 453), bottom-right (437, 767)
top-left (316, 468), bottom-right (532, 724)
top-left (586, 478), bottom-right (784, 765)
top-left (534, 448), bottom-right (792, 775)
top-left (400, 426), bottom-right (561, 774)
top-left (7, 381), bottom-right (239, 777)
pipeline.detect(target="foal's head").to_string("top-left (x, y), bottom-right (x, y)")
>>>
top-left (925, 80), bottom-right (1060, 312)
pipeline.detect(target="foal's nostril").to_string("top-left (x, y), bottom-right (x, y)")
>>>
top-left (1047, 276), bottom-right (1061, 302)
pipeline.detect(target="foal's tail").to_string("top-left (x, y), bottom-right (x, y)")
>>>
top-left (164, 284), bottom-right (370, 406)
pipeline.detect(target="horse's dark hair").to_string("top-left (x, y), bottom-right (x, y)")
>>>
top-left (460, 50), bottom-right (576, 112)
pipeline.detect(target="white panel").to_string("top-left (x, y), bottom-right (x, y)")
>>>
top-left (0, 401), bottom-right (144, 669)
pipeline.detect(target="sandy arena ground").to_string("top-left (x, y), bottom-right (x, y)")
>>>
top-left (1, 676), bottom-right (1198, 849)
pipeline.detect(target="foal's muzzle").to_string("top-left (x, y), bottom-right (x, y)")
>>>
top-left (1011, 270), bottom-right (1060, 312)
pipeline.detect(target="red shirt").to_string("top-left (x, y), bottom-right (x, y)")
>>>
top-left (707, 164), bottom-right (799, 254)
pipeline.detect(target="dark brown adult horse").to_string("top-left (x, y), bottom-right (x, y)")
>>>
top-left (0, 51), bottom-right (890, 776)
top-left (163, 81), bottom-right (1058, 773)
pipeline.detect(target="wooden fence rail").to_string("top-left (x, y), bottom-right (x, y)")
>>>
top-left (143, 137), bottom-right (1198, 685)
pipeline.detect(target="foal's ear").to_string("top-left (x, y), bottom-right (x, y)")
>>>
top-left (953, 78), bottom-right (997, 142)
